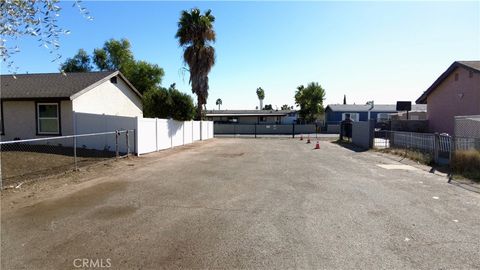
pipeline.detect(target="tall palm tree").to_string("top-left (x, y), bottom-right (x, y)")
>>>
top-left (256, 87), bottom-right (265, 110)
top-left (216, 98), bottom-right (222, 110)
top-left (175, 8), bottom-right (216, 120)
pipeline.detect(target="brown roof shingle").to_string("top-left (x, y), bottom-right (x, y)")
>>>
top-left (0, 71), bottom-right (125, 99)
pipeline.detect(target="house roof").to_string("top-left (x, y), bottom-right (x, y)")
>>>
top-left (205, 110), bottom-right (294, 117)
top-left (0, 71), bottom-right (141, 100)
top-left (325, 104), bottom-right (427, 113)
top-left (416, 61), bottom-right (480, 104)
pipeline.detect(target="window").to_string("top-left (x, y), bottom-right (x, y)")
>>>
top-left (37, 103), bottom-right (60, 134)
top-left (377, 113), bottom-right (390, 122)
top-left (259, 116), bottom-right (267, 122)
top-left (342, 113), bottom-right (359, 122)
top-left (110, 76), bottom-right (118, 84)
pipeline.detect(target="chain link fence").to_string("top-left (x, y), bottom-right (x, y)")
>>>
top-left (213, 123), bottom-right (319, 138)
top-left (0, 130), bottom-right (135, 188)
top-left (374, 130), bottom-right (480, 165)
top-left (455, 115), bottom-right (480, 139)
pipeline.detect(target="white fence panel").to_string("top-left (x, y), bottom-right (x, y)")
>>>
top-left (184, 121), bottom-right (193, 144)
top-left (74, 112), bottom-right (136, 133)
top-left (170, 120), bottom-right (184, 147)
top-left (136, 118), bottom-right (157, 154)
top-left (74, 112), bottom-right (136, 152)
top-left (201, 121), bottom-right (209, 140)
top-left (208, 121), bottom-right (214, 138)
top-left (156, 119), bottom-right (171, 150)
top-left (135, 118), bottom-right (210, 155)
top-left (193, 121), bottom-right (201, 141)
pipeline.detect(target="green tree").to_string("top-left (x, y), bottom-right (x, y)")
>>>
top-left (216, 98), bottom-right (222, 110)
top-left (169, 85), bottom-right (196, 121)
top-left (263, 104), bottom-right (273, 110)
top-left (281, 104), bottom-right (290, 110)
top-left (127, 60), bottom-right (164, 93)
top-left (62, 38), bottom-right (164, 94)
top-left (93, 38), bottom-right (135, 75)
top-left (143, 83), bottom-right (195, 121)
top-left (295, 82), bottom-right (326, 123)
top-left (143, 87), bottom-right (171, 119)
top-left (60, 49), bottom-right (92, 72)
top-left (176, 8), bottom-right (216, 120)
top-left (256, 87), bottom-right (265, 110)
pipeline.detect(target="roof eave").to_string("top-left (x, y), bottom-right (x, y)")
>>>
top-left (415, 95), bottom-right (427, 104)
top-left (415, 61), bottom-right (480, 104)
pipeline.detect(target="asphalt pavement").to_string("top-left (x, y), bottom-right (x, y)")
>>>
top-left (1, 138), bottom-right (479, 269)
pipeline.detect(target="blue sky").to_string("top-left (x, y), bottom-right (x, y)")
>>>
top-left (2, 1), bottom-right (479, 109)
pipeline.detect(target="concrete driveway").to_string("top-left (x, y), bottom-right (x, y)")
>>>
top-left (2, 138), bottom-right (479, 269)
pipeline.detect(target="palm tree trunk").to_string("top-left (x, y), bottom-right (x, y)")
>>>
top-left (218, 104), bottom-right (220, 110)
top-left (196, 97), bottom-right (203, 120)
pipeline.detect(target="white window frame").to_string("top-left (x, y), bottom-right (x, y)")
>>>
top-left (37, 102), bottom-right (60, 135)
top-left (342, 113), bottom-right (359, 122)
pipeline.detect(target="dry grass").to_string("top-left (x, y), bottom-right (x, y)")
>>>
top-left (377, 148), bottom-right (433, 165)
top-left (451, 150), bottom-right (480, 181)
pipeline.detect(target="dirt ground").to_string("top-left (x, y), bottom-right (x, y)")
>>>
top-left (0, 149), bottom-right (119, 186)
top-left (1, 138), bottom-right (479, 269)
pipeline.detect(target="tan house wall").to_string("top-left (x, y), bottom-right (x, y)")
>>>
top-left (72, 77), bottom-right (143, 117)
top-left (1, 100), bottom-right (73, 141)
top-left (427, 67), bottom-right (480, 134)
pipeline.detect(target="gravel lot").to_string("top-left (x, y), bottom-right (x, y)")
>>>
top-left (1, 138), bottom-right (479, 269)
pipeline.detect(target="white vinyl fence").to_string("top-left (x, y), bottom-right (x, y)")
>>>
top-left (74, 112), bottom-right (136, 153)
top-left (73, 112), bottom-right (213, 155)
top-left (136, 118), bottom-right (213, 155)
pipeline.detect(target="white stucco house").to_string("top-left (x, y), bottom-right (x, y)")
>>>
top-left (0, 71), bottom-right (142, 141)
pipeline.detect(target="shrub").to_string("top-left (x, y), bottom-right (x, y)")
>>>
top-left (143, 84), bottom-right (195, 121)
top-left (451, 150), bottom-right (480, 181)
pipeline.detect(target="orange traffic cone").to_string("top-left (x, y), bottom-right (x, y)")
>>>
top-left (300, 135), bottom-right (303, 141)
top-left (306, 136), bottom-right (311, 144)
top-left (315, 141), bottom-right (320, 149)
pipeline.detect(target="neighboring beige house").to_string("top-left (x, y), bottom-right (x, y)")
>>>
top-left (205, 110), bottom-right (298, 124)
top-left (416, 61), bottom-right (480, 135)
top-left (0, 71), bottom-right (142, 141)
top-left (389, 111), bottom-right (427, 120)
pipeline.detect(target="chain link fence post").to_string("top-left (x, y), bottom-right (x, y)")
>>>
top-left (126, 130), bottom-right (130, 157)
top-left (73, 134), bottom-right (78, 171)
top-left (434, 133), bottom-right (440, 164)
top-left (115, 130), bottom-right (119, 160)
